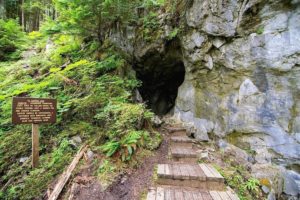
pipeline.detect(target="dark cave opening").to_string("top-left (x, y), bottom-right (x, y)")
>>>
top-left (134, 42), bottom-right (185, 116)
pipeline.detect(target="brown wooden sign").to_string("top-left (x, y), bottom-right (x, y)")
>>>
top-left (12, 97), bottom-right (57, 125)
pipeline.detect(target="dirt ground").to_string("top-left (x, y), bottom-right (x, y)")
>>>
top-left (58, 128), bottom-right (170, 200)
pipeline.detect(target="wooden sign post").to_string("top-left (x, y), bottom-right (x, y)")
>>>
top-left (12, 97), bottom-right (57, 168)
top-left (32, 124), bottom-right (39, 168)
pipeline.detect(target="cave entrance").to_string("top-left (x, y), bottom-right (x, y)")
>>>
top-left (134, 41), bottom-right (185, 116)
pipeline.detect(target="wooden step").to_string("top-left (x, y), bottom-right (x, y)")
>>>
top-left (157, 164), bottom-right (224, 190)
top-left (171, 136), bottom-right (194, 143)
top-left (170, 130), bottom-right (187, 137)
top-left (170, 136), bottom-right (195, 148)
top-left (170, 146), bottom-right (198, 162)
top-left (165, 127), bottom-right (186, 133)
top-left (146, 186), bottom-right (239, 200)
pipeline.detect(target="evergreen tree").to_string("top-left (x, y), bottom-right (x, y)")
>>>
top-left (53, 0), bottom-right (140, 41)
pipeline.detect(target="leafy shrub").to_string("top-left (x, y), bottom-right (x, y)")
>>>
top-left (0, 19), bottom-right (25, 61)
top-left (0, 33), bottom-right (160, 199)
top-left (244, 178), bottom-right (260, 192)
top-left (167, 28), bottom-right (179, 40)
top-left (215, 164), bottom-right (264, 200)
top-left (141, 11), bottom-right (161, 41)
top-left (100, 130), bottom-right (153, 161)
top-left (142, 0), bottom-right (165, 7)
top-left (28, 31), bottom-right (43, 41)
top-left (95, 102), bottom-right (152, 137)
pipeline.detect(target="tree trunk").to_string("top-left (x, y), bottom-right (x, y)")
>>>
top-left (0, 0), bottom-right (5, 19)
top-left (21, 0), bottom-right (25, 31)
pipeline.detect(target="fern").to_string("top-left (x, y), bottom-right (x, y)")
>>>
top-left (244, 178), bottom-right (260, 192)
top-left (100, 140), bottom-right (121, 157)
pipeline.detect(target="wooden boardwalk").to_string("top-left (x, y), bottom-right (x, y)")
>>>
top-left (147, 129), bottom-right (240, 200)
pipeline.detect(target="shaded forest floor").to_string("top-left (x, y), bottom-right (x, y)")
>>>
top-left (57, 127), bottom-right (170, 200)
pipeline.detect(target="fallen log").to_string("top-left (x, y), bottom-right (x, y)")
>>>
top-left (48, 145), bottom-right (88, 200)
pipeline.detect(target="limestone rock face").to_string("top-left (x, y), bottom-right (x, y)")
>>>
top-left (176, 0), bottom-right (300, 161)
top-left (174, 0), bottom-right (300, 195)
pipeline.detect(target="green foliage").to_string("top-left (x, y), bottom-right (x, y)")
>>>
top-left (40, 17), bottom-right (62, 35)
top-left (97, 160), bottom-right (116, 174)
top-left (1, 138), bottom-right (75, 199)
top-left (167, 28), bottom-right (179, 40)
top-left (141, 11), bottom-right (161, 41)
top-left (53, 0), bottom-right (140, 40)
top-left (28, 31), bottom-right (43, 41)
top-left (101, 140), bottom-right (121, 157)
top-left (100, 130), bottom-right (154, 162)
top-left (95, 102), bottom-right (150, 137)
top-left (48, 139), bottom-right (72, 167)
top-left (143, 131), bottom-right (162, 150)
top-left (142, 0), bottom-right (165, 8)
top-left (96, 159), bottom-right (117, 186)
top-left (0, 19), bottom-right (25, 61)
top-left (215, 164), bottom-right (263, 200)
top-left (0, 1), bottom-right (168, 195)
top-left (244, 178), bottom-right (260, 192)
top-left (256, 26), bottom-right (264, 35)
top-left (0, 32), bottom-right (161, 198)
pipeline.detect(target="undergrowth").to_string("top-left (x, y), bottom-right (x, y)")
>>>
top-left (0, 32), bottom-right (161, 199)
top-left (214, 163), bottom-right (264, 200)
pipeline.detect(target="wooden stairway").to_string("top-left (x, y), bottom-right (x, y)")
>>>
top-left (146, 128), bottom-right (240, 200)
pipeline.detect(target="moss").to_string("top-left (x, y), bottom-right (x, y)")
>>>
top-left (0, 34), bottom-right (158, 198)
top-left (140, 189), bottom-right (148, 200)
top-left (226, 131), bottom-right (250, 150)
top-left (2, 139), bottom-right (75, 200)
top-left (152, 165), bottom-right (158, 182)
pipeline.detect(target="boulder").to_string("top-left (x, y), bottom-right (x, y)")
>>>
top-left (70, 136), bottom-right (82, 147)
top-left (283, 170), bottom-right (300, 196)
top-left (151, 115), bottom-right (163, 127)
top-left (222, 143), bottom-right (250, 167)
top-left (19, 157), bottom-right (29, 163)
top-left (86, 149), bottom-right (95, 160)
top-left (251, 164), bottom-right (283, 195)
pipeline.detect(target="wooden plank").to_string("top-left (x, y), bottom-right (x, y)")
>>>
top-left (173, 164), bottom-right (183, 179)
top-left (170, 146), bottom-right (177, 155)
top-left (168, 164), bottom-right (175, 179)
top-left (209, 191), bottom-right (222, 200)
top-left (199, 164), bottom-right (214, 178)
top-left (32, 124), bottom-right (39, 168)
top-left (183, 190), bottom-right (194, 200)
top-left (202, 191), bottom-right (213, 200)
top-left (194, 165), bottom-right (206, 181)
top-left (156, 187), bottom-right (164, 200)
top-left (206, 165), bottom-right (223, 179)
top-left (166, 127), bottom-right (186, 133)
top-left (181, 147), bottom-right (188, 155)
top-left (218, 191), bottom-right (232, 200)
top-left (179, 164), bottom-right (191, 179)
top-left (226, 190), bottom-right (240, 200)
top-left (147, 187), bottom-right (156, 200)
top-left (192, 192), bottom-right (203, 200)
top-left (170, 188), bottom-right (175, 200)
top-left (157, 164), bottom-right (165, 177)
top-left (165, 164), bottom-right (172, 178)
top-left (48, 145), bottom-right (88, 200)
top-left (187, 165), bottom-right (200, 180)
top-left (174, 190), bottom-right (184, 200)
top-left (165, 188), bottom-right (172, 200)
